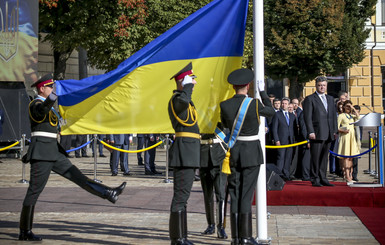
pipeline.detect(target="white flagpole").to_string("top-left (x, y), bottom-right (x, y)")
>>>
top-left (253, 0), bottom-right (271, 243)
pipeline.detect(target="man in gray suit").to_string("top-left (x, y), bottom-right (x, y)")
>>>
top-left (108, 134), bottom-right (132, 176)
top-left (303, 76), bottom-right (338, 187)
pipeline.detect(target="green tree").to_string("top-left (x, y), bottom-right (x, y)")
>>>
top-left (263, 0), bottom-right (376, 98)
top-left (39, 0), bottom-right (147, 78)
top-left (39, 0), bottom-right (211, 77)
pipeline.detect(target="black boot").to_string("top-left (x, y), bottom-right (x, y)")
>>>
top-left (64, 165), bottom-right (126, 203)
top-left (84, 180), bottom-right (126, 203)
top-left (201, 196), bottom-right (215, 234)
top-left (239, 213), bottom-right (257, 245)
top-left (19, 205), bottom-right (42, 241)
top-left (216, 200), bottom-right (228, 239)
top-left (230, 213), bottom-right (239, 245)
top-left (169, 211), bottom-right (193, 245)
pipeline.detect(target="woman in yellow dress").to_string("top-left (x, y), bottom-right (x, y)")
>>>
top-left (337, 100), bottom-right (360, 184)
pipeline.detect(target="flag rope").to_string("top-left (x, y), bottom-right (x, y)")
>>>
top-left (265, 140), bottom-right (308, 149)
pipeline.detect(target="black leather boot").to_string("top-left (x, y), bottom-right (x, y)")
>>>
top-left (216, 200), bottom-right (228, 239)
top-left (169, 210), bottom-right (193, 245)
top-left (64, 165), bottom-right (126, 203)
top-left (202, 224), bottom-right (215, 235)
top-left (230, 213), bottom-right (239, 245)
top-left (84, 180), bottom-right (126, 203)
top-left (19, 205), bottom-right (42, 241)
top-left (239, 213), bottom-right (258, 245)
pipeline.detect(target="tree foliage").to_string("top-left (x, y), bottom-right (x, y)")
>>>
top-left (263, 0), bottom-right (376, 98)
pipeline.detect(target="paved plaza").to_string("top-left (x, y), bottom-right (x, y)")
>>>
top-left (0, 142), bottom-right (381, 244)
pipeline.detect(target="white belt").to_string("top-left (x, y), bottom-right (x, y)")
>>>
top-left (237, 135), bottom-right (259, 141)
top-left (200, 138), bottom-right (221, 144)
top-left (31, 131), bottom-right (58, 139)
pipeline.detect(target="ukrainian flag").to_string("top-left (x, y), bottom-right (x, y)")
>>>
top-left (57, 0), bottom-right (249, 135)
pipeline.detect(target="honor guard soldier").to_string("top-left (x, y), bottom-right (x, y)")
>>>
top-left (168, 62), bottom-right (199, 245)
top-left (220, 69), bottom-right (275, 245)
top-left (199, 123), bottom-right (228, 239)
top-left (19, 74), bottom-right (126, 241)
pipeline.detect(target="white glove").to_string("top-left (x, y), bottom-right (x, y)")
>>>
top-left (258, 80), bottom-right (265, 91)
top-left (181, 75), bottom-right (193, 87)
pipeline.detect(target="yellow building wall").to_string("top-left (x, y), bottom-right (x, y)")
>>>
top-left (303, 49), bottom-right (384, 115)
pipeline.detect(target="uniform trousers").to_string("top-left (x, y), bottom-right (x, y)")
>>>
top-left (200, 165), bottom-right (227, 202)
top-left (170, 167), bottom-right (195, 212)
top-left (23, 153), bottom-right (72, 206)
top-left (228, 165), bottom-right (260, 214)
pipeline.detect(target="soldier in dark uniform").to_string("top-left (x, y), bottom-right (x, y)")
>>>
top-left (199, 128), bottom-right (228, 239)
top-left (220, 69), bottom-right (275, 245)
top-left (19, 74), bottom-right (126, 241)
top-left (168, 62), bottom-right (200, 245)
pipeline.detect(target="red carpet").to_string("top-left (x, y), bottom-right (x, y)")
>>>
top-left (352, 207), bottom-right (385, 245)
top-left (264, 181), bottom-right (385, 207)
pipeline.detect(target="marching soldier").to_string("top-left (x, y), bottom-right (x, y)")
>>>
top-left (19, 74), bottom-right (126, 241)
top-left (220, 69), bottom-right (274, 245)
top-left (168, 63), bottom-right (200, 245)
top-left (199, 127), bottom-right (228, 239)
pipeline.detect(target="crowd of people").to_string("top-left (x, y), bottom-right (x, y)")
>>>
top-left (266, 81), bottom-right (362, 186)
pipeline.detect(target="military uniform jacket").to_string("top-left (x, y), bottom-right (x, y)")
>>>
top-left (220, 91), bottom-right (275, 168)
top-left (168, 84), bottom-right (200, 168)
top-left (22, 94), bottom-right (67, 163)
top-left (200, 134), bottom-right (226, 168)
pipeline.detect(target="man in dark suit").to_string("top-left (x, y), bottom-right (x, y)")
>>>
top-left (19, 74), bottom-right (126, 241)
top-left (108, 134), bottom-right (132, 176)
top-left (143, 134), bottom-right (161, 175)
top-left (168, 62), bottom-right (200, 245)
top-left (199, 130), bottom-right (228, 239)
top-left (0, 107), bottom-right (4, 137)
top-left (220, 68), bottom-right (275, 245)
top-left (136, 134), bottom-right (145, 165)
top-left (303, 76), bottom-right (338, 187)
top-left (271, 97), bottom-right (295, 180)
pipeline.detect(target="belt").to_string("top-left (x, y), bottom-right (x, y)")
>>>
top-left (200, 138), bottom-right (221, 144)
top-left (237, 135), bottom-right (259, 141)
top-left (31, 131), bottom-right (58, 139)
top-left (175, 132), bottom-right (200, 139)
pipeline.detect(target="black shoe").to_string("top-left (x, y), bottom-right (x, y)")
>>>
top-left (67, 155), bottom-right (74, 158)
top-left (352, 177), bottom-right (359, 182)
top-left (312, 182), bottom-right (323, 187)
top-left (240, 237), bottom-right (258, 245)
top-left (19, 230), bottom-right (42, 241)
top-left (99, 154), bottom-right (106, 158)
top-left (217, 226), bottom-right (228, 239)
top-left (111, 173), bottom-right (118, 176)
top-left (152, 170), bottom-right (162, 175)
top-left (321, 181), bottom-right (335, 187)
top-left (123, 172), bottom-right (131, 176)
top-left (302, 178), bottom-right (311, 181)
top-left (138, 162), bottom-right (144, 166)
top-left (82, 155), bottom-right (90, 158)
top-left (75, 155), bottom-right (81, 158)
top-left (201, 224), bottom-right (215, 235)
top-left (145, 170), bottom-right (155, 175)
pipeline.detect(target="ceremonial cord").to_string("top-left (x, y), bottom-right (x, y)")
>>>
top-left (99, 139), bottom-right (163, 153)
top-left (0, 141), bottom-right (20, 152)
top-left (170, 99), bottom-right (198, 127)
top-left (265, 140), bottom-right (308, 149)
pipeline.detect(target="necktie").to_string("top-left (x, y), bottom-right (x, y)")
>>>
top-left (321, 95), bottom-right (328, 111)
top-left (285, 112), bottom-right (289, 125)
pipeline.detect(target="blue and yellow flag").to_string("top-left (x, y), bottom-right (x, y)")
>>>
top-left (57, 0), bottom-right (249, 135)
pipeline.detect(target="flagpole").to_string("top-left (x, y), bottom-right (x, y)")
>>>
top-left (253, 0), bottom-right (270, 243)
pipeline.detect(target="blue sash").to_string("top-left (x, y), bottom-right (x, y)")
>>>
top-left (216, 97), bottom-right (253, 148)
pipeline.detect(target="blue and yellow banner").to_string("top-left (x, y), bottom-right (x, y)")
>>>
top-left (57, 0), bottom-right (249, 135)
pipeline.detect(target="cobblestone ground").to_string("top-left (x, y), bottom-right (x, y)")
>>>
top-left (0, 145), bottom-right (380, 244)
